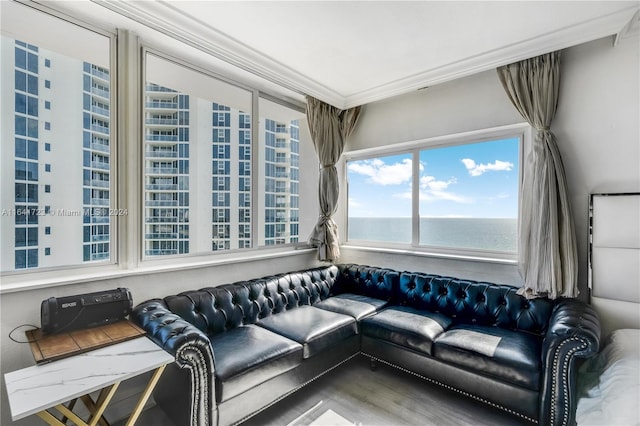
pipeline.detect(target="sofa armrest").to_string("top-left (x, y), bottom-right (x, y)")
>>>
top-left (540, 297), bottom-right (600, 426)
top-left (131, 299), bottom-right (216, 426)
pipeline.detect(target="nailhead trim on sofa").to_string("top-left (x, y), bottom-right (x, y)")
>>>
top-left (363, 352), bottom-right (537, 424)
top-left (550, 337), bottom-right (589, 426)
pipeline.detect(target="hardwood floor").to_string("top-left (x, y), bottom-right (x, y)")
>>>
top-left (243, 356), bottom-right (529, 426)
top-left (117, 355), bottom-right (530, 426)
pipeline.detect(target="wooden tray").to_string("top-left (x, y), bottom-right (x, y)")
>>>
top-left (26, 320), bottom-right (146, 364)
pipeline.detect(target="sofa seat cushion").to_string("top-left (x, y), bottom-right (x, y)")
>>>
top-left (433, 325), bottom-right (542, 390)
top-left (314, 293), bottom-right (388, 322)
top-left (211, 324), bottom-right (303, 403)
top-left (257, 306), bottom-right (357, 359)
top-left (361, 306), bottom-right (452, 355)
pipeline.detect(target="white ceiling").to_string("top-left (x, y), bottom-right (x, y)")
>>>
top-left (81, 1), bottom-right (640, 108)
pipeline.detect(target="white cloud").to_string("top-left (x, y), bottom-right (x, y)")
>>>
top-left (461, 158), bottom-right (513, 177)
top-left (420, 175), bottom-right (470, 202)
top-left (349, 159), bottom-right (475, 204)
top-left (420, 175), bottom-right (456, 191)
top-left (393, 175), bottom-right (472, 203)
top-left (419, 189), bottom-right (472, 203)
top-left (348, 158), bottom-right (414, 186)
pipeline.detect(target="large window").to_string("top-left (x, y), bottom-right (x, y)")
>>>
top-left (0, 2), bottom-right (315, 280)
top-left (347, 153), bottom-right (413, 244)
top-left (259, 98), bottom-right (303, 247)
top-left (143, 52), bottom-right (311, 258)
top-left (347, 131), bottom-right (522, 255)
top-left (1, 2), bottom-right (114, 272)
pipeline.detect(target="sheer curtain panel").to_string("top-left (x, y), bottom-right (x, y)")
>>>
top-left (306, 96), bottom-right (361, 261)
top-left (497, 52), bottom-right (578, 299)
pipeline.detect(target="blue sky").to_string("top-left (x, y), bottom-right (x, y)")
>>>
top-left (347, 138), bottom-right (520, 218)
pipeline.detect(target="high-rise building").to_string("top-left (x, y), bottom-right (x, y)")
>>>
top-left (263, 119), bottom-right (300, 246)
top-left (2, 37), bottom-right (300, 271)
top-left (143, 83), bottom-right (190, 256)
top-left (82, 61), bottom-right (112, 262)
top-left (143, 83), bottom-right (300, 257)
top-left (237, 111), bottom-right (252, 249)
top-left (212, 102), bottom-right (233, 251)
top-left (11, 40), bottom-right (41, 270)
top-left (2, 38), bottom-right (111, 271)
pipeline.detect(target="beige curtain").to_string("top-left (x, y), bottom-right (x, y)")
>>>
top-left (306, 96), bottom-right (361, 261)
top-left (497, 52), bottom-right (578, 299)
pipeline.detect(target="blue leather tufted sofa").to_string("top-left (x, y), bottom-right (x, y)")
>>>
top-left (130, 264), bottom-right (600, 426)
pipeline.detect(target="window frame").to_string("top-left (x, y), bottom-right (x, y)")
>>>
top-left (342, 123), bottom-right (531, 262)
top-left (138, 47), bottom-right (310, 265)
top-left (1, 0), bottom-right (119, 278)
top-left (0, 2), bottom-right (315, 292)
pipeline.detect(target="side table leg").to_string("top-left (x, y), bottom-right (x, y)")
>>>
top-left (125, 364), bottom-right (167, 426)
top-left (54, 403), bottom-right (90, 425)
top-left (80, 395), bottom-right (111, 426)
top-left (61, 398), bottom-right (79, 424)
top-left (36, 410), bottom-right (66, 426)
top-left (88, 383), bottom-right (120, 426)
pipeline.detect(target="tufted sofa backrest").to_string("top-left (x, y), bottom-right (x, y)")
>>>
top-left (163, 265), bottom-right (339, 336)
top-left (396, 271), bottom-right (553, 335)
top-left (334, 264), bottom-right (399, 300)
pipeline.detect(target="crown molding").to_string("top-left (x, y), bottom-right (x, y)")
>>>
top-left (93, 1), bottom-right (638, 110)
top-left (615, 8), bottom-right (640, 46)
top-left (92, 0), bottom-right (345, 107)
top-left (342, 6), bottom-right (639, 108)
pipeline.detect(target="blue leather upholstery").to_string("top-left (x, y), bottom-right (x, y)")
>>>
top-left (314, 293), bottom-right (388, 322)
top-left (257, 306), bottom-right (357, 358)
top-left (433, 324), bottom-right (542, 390)
top-left (540, 297), bottom-right (601, 425)
top-left (131, 263), bottom-right (600, 426)
top-left (396, 271), bottom-right (553, 334)
top-left (210, 324), bottom-right (302, 403)
top-left (333, 263), bottom-right (399, 299)
top-left (362, 305), bottom-right (452, 355)
top-left (162, 266), bottom-right (340, 336)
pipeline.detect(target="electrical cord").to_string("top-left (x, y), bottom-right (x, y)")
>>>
top-left (8, 324), bottom-right (39, 343)
top-left (8, 306), bottom-right (88, 343)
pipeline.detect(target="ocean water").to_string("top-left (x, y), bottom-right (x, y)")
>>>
top-left (347, 217), bottom-right (517, 252)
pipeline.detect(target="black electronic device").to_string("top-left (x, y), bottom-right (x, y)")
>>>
top-left (40, 288), bottom-right (133, 334)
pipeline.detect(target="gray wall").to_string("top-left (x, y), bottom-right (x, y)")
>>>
top-left (341, 35), bottom-right (640, 292)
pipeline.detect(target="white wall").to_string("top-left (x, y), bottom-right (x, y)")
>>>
top-left (556, 35), bottom-right (640, 298)
top-left (341, 34), bottom-right (640, 292)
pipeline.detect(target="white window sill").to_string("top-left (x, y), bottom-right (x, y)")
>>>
top-left (341, 244), bottom-right (517, 265)
top-left (0, 246), bottom-right (316, 295)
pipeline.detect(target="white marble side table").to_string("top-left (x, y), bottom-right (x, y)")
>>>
top-left (4, 336), bottom-right (174, 426)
